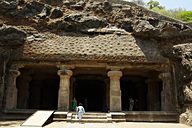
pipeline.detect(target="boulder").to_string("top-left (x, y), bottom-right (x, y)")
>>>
top-left (0, 26), bottom-right (26, 46)
top-left (63, 0), bottom-right (76, 7)
top-left (180, 107), bottom-right (192, 126)
top-left (118, 18), bottom-right (133, 32)
top-left (158, 22), bottom-right (179, 37)
top-left (50, 7), bottom-right (63, 19)
top-left (16, 1), bottom-right (46, 18)
top-left (79, 16), bottom-right (107, 28)
top-left (0, 0), bottom-right (18, 13)
top-left (85, 1), bottom-right (106, 14)
top-left (103, 0), bottom-right (112, 12)
top-left (70, 1), bottom-right (85, 10)
top-left (133, 19), bottom-right (159, 37)
top-left (63, 13), bottom-right (107, 31)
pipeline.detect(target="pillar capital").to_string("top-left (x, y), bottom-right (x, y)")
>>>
top-left (57, 69), bottom-right (73, 77)
top-left (9, 70), bottom-right (20, 77)
top-left (107, 71), bottom-right (122, 79)
top-left (160, 64), bottom-right (169, 71)
top-left (159, 72), bottom-right (171, 80)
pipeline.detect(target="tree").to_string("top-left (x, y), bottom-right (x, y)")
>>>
top-left (147, 0), bottom-right (164, 9)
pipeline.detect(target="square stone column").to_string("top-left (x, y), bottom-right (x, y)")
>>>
top-left (5, 70), bottom-right (20, 110)
top-left (159, 72), bottom-right (175, 111)
top-left (57, 69), bottom-right (73, 111)
top-left (146, 79), bottom-right (160, 111)
top-left (107, 70), bottom-right (122, 111)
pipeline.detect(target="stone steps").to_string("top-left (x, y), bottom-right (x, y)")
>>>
top-left (53, 112), bottom-right (110, 123)
top-left (111, 119), bottom-right (127, 122)
top-left (71, 113), bottom-right (107, 119)
top-left (72, 115), bottom-right (107, 119)
top-left (54, 118), bottom-right (109, 123)
top-left (53, 111), bottom-right (68, 119)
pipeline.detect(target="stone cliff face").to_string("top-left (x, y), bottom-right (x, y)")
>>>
top-left (172, 44), bottom-right (192, 126)
top-left (0, 0), bottom-right (192, 125)
top-left (0, 0), bottom-right (191, 38)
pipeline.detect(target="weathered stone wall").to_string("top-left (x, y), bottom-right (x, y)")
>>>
top-left (0, 25), bottom-right (26, 110)
top-left (159, 40), bottom-right (192, 126)
top-left (172, 43), bottom-right (192, 126)
top-left (0, 48), bottom-right (8, 110)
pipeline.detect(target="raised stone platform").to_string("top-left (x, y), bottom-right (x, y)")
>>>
top-left (1, 110), bottom-right (179, 123)
top-left (0, 109), bottom-right (36, 120)
top-left (112, 111), bottom-right (179, 122)
top-left (53, 111), bottom-right (179, 123)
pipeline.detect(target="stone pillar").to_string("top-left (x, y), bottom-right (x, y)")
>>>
top-left (146, 79), bottom-right (160, 111)
top-left (159, 72), bottom-right (174, 111)
top-left (17, 76), bottom-right (32, 109)
top-left (5, 70), bottom-right (20, 109)
top-left (107, 70), bottom-right (122, 111)
top-left (57, 69), bottom-right (73, 111)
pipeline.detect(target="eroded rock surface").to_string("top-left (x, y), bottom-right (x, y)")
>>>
top-left (180, 107), bottom-right (192, 126)
top-left (0, 26), bottom-right (26, 46)
top-left (171, 43), bottom-right (192, 126)
top-left (0, 0), bottom-right (191, 38)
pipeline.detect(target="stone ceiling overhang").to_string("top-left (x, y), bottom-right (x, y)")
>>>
top-left (21, 33), bottom-right (168, 63)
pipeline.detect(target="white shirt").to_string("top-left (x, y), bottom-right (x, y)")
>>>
top-left (76, 106), bottom-right (85, 113)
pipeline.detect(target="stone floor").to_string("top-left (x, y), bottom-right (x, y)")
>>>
top-left (0, 120), bottom-right (23, 127)
top-left (0, 121), bottom-right (191, 128)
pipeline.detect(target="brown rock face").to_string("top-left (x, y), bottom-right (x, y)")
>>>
top-left (0, 0), bottom-right (18, 13)
top-left (0, 26), bottom-right (26, 47)
top-left (50, 7), bottom-right (63, 19)
top-left (173, 44), bottom-right (192, 101)
top-left (180, 107), bottom-right (192, 126)
top-left (0, 0), bottom-right (191, 38)
top-left (171, 43), bottom-right (192, 126)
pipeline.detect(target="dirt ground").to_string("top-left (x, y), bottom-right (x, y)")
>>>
top-left (0, 120), bottom-right (191, 128)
